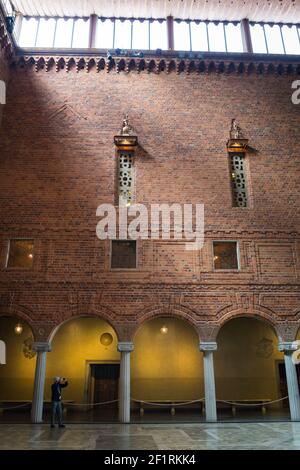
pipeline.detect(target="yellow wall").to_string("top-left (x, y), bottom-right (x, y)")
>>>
top-left (214, 317), bottom-right (284, 403)
top-left (46, 317), bottom-right (120, 403)
top-left (131, 317), bottom-right (203, 400)
top-left (0, 317), bottom-right (36, 400)
top-left (0, 315), bottom-right (286, 407)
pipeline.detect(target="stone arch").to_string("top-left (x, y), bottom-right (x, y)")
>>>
top-left (216, 306), bottom-right (281, 340)
top-left (131, 305), bottom-right (203, 404)
top-left (48, 309), bottom-right (120, 343)
top-left (132, 305), bottom-right (200, 340)
top-left (293, 318), bottom-right (300, 341)
top-left (0, 305), bottom-right (37, 340)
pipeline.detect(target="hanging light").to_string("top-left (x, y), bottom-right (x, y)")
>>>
top-left (160, 325), bottom-right (168, 334)
top-left (14, 323), bottom-right (23, 335)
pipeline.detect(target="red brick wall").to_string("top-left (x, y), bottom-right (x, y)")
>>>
top-left (0, 65), bottom-right (299, 342)
top-left (0, 48), bottom-right (9, 126)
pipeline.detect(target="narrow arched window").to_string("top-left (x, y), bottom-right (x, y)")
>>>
top-left (229, 152), bottom-right (248, 208)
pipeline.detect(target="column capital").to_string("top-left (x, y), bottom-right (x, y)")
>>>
top-left (118, 342), bottom-right (134, 353)
top-left (278, 341), bottom-right (299, 353)
top-left (32, 342), bottom-right (52, 353)
top-left (199, 341), bottom-right (217, 352)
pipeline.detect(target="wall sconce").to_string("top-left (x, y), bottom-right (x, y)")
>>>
top-left (114, 114), bottom-right (138, 152)
top-left (160, 326), bottom-right (168, 334)
top-left (14, 323), bottom-right (23, 335)
top-left (227, 118), bottom-right (249, 153)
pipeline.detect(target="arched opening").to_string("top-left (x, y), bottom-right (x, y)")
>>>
top-left (46, 316), bottom-right (120, 422)
top-left (0, 316), bottom-right (36, 422)
top-left (215, 316), bottom-right (288, 420)
top-left (131, 316), bottom-right (204, 422)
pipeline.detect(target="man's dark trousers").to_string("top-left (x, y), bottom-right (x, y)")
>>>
top-left (51, 401), bottom-right (63, 426)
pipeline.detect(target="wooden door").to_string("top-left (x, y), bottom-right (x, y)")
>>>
top-left (91, 364), bottom-right (119, 408)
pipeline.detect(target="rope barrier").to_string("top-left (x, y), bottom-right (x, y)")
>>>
top-left (131, 397), bottom-right (288, 408)
top-left (216, 396), bottom-right (289, 406)
top-left (65, 399), bottom-right (119, 406)
top-left (0, 399), bottom-right (119, 411)
top-left (0, 402), bottom-right (31, 411)
top-left (0, 396), bottom-right (288, 411)
top-left (131, 398), bottom-right (205, 407)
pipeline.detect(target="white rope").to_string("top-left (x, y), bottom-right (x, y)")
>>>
top-left (0, 396), bottom-right (288, 411)
top-left (217, 397), bottom-right (289, 406)
top-left (0, 402), bottom-right (31, 411)
top-left (65, 399), bottom-right (119, 406)
top-left (132, 396), bottom-right (288, 407)
top-left (0, 399), bottom-right (119, 410)
top-left (131, 398), bottom-right (205, 407)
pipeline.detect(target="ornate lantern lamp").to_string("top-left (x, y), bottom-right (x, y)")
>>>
top-left (114, 114), bottom-right (138, 152)
top-left (227, 118), bottom-right (249, 153)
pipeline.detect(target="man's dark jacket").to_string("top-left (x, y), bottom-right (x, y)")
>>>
top-left (51, 381), bottom-right (68, 402)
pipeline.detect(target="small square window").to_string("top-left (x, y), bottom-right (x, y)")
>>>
top-left (111, 240), bottom-right (137, 269)
top-left (213, 241), bottom-right (238, 270)
top-left (7, 239), bottom-right (34, 268)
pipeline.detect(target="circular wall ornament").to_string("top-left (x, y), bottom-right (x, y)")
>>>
top-left (100, 332), bottom-right (113, 347)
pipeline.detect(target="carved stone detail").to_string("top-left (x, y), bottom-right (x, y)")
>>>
top-left (14, 55), bottom-right (300, 76)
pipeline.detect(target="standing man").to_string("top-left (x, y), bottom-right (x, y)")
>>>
top-left (51, 376), bottom-right (68, 428)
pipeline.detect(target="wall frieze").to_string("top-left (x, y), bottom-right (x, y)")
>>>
top-left (1, 227), bottom-right (300, 237)
top-left (14, 54), bottom-right (300, 76)
top-left (0, 282), bottom-right (300, 292)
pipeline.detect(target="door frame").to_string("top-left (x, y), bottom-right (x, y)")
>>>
top-left (84, 360), bottom-right (120, 405)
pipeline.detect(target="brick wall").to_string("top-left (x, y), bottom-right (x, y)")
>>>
top-left (0, 64), bottom-right (299, 342)
top-left (0, 48), bottom-right (9, 126)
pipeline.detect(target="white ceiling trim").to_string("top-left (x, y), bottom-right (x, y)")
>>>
top-left (9, 0), bottom-right (300, 23)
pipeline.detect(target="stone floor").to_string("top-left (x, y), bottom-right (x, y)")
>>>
top-left (1, 422), bottom-right (300, 450)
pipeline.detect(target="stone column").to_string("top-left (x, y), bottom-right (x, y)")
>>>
top-left (118, 342), bottom-right (134, 423)
top-left (278, 342), bottom-right (300, 421)
top-left (200, 341), bottom-right (217, 422)
top-left (31, 342), bottom-right (51, 424)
